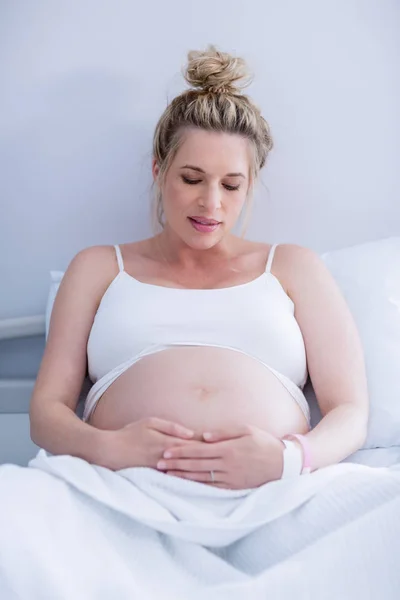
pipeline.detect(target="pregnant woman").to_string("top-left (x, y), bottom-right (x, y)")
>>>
top-left (3, 46), bottom-right (399, 600)
top-left (29, 45), bottom-right (369, 489)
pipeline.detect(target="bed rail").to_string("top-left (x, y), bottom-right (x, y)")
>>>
top-left (0, 315), bottom-right (45, 341)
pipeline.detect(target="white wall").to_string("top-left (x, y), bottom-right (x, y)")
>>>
top-left (1, 0), bottom-right (399, 322)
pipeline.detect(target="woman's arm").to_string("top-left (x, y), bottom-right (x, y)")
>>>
top-left (30, 402), bottom-right (111, 466)
top-left (29, 246), bottom-right (117, 466)
top-left (281, 244), bottom-right (369, 470)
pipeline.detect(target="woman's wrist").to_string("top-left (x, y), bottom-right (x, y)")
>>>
top-left (89, 429), bottom-right (122, 470)
top-left (282, 434), bottom-right (312, 474)
top-left (280, 438), bottom-right (304, 478)
top-left (278, 438), bottom-right (286, 480)
top-left (92, 428), bottom-right (147, 471)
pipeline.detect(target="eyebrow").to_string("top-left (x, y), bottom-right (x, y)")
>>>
top-left (180, 164), bottom-right (246, 178)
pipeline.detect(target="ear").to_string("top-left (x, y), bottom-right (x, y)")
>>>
top-left (152, 159), bottom-right (160, 181)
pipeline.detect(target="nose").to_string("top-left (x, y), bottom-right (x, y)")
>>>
top-left (199, 183), bottom-right (222, 212)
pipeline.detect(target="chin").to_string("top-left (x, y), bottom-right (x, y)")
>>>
top-left (165, 220), bottom-right (231, 248)
top-left (188, 229), bottom-right (227, 247)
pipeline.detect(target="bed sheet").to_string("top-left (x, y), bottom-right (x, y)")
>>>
top-left (343, 446), bottom-right (400, 468)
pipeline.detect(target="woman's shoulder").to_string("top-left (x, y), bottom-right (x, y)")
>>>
top-left (273, 243), bottom-right (321, 269)
top-left (250, 241), bottom-right (315, 267)
top-left (269, 243), bottom-right (332, 309)
top-left (253, 242), bottom-right (320, 296)
top-left (70, 244), bottom-right (120, 273)
top-left (65, 245), bottom-right (123, 295)
top-left (72, 243), bottom-right (116, 262)
top-left (257, 242), bottom-right (318, 267)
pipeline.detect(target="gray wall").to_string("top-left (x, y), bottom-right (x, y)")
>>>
top-left (1, 0), bottom-right (399, 463)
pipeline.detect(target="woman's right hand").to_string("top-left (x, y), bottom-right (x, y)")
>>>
top-left (99, 417), bottom-right (196, 471)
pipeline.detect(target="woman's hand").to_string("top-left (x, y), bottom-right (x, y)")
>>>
top-left (157, 424), bottom-right (285, 489)
top-left (100, 417), bottom-right (196, 471)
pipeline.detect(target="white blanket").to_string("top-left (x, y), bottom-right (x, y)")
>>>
top-left (0, 449), bottom-right (400, 600)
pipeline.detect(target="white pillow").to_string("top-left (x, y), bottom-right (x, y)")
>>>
top-left (45, 237), bottom-right (400, 448)
top-left (318, 236), bottom-right (400, 449)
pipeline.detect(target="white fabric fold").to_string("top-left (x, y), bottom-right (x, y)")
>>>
top-left (0, 450), bottom-right (399, 599)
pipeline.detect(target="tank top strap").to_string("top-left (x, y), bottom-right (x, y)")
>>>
top-left (265, 243), bottom-right (279, 273)
top-left (114, 244), bottom-right (125, 272)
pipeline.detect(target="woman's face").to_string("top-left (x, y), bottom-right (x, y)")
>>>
top-left (153, 129), bottom-right (251, 249)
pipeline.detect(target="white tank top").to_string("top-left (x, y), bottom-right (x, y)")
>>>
top-left (83, 244), bottom-right (309, 424)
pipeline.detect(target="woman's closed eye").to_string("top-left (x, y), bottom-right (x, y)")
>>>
top-left (182, 176), bottom-right (202, 185)
top-left (181, 176), bottom-right (240, 191)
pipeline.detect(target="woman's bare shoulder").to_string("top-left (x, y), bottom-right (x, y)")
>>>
top-left (71, 243), bottom-right (116, 262)
top-left (254, 242), bottom-right (318, 294)
top-left (62, 244), bottom-right (126, 303)
top-left (69, 244), bottom-right (120, 281)
top-left (256, 241), bottom-right (313, 259)
top-left (271, 243), bottom-right (332, 306)
top-left (272, 243), bottom-right (320, 272)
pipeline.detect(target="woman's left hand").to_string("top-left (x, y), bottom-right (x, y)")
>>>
top-left (156, 425), bottom-right (285, 489)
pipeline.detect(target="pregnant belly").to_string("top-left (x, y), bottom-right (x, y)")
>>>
top-left (88, 346), bottom-right (310, 440)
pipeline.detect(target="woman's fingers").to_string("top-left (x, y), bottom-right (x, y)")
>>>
top-left (162, 442), bottom-right (224, 459)
top-left (145, 417), bottom-right (194, 439)
top-left (202, 424), bottom-right (253, 442)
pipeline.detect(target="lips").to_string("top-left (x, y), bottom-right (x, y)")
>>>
top-left (189, 217), bottom-right (221, 225)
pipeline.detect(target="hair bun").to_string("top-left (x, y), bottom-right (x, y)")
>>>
top-left (184, 45), bottom-right (252, 95)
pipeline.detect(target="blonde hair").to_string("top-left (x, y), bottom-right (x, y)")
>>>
top-left (151, 45), bottom-right (273, 237)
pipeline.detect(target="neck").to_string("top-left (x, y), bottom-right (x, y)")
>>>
top-left (155, 226), bottom-right (238, 269)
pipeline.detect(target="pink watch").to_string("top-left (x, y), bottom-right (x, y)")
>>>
top-left (283, 434), bottom-right (312, 474)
